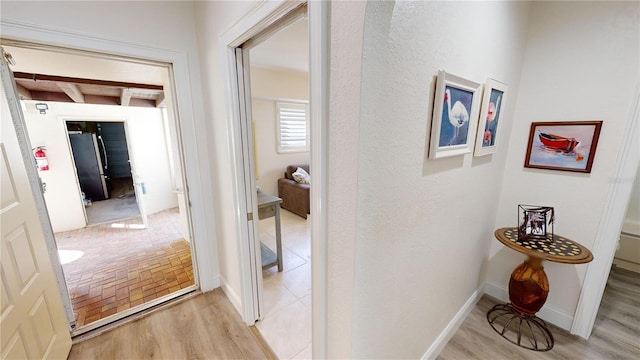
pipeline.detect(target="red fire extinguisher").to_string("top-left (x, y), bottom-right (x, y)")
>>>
top-left (34, 147), bottom-right (49, 171)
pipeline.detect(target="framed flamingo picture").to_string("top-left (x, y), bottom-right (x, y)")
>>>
top-left (524, 121), bottom-right (603, 173)
top-left (474, 79), bottom-right (508, 156)
top-left (429, 70), bottom-right (482, 159)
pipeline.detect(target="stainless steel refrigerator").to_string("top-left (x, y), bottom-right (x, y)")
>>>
top-left (69, 133), bottom-right (109, 201)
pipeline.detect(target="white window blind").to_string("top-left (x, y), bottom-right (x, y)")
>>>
top-left (277, 102), bottom-right (309, 153)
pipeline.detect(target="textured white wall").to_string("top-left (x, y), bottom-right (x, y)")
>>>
top-left (489, 1), bottom-right (640, 321)
top-left (328, 1), bottom-right (531, 358)
top-left (193, 0), bottom-right (257, 310)
top-left (22, 101), bottom-right (177, 232)
top-left (326, 1), bottom-right (367, 357)
top-left (1, 2), bottom-right (200, 51)
top-left (250, 68), bottom-right (309, 196)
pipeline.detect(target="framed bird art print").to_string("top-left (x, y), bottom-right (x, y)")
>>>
top-left (474, 78), bottom-right (508, 157)
top-left (428, 70), bottom-right (482, 159)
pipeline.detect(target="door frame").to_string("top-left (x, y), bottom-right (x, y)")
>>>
top-left (1, 20), bottom-right (218, 315)
top-left (220, 0), bottom-right (328, 357)
top-left (571, 83), bottom-right (640, 338)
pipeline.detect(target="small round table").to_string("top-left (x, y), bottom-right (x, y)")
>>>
top-left (487, 227), bottom-right (593, 351)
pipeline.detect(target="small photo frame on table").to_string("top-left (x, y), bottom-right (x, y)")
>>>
top-left (524, 121), bottom-right (602, 173)
top-left (428, 70), bottom-right (482, 159)
top-left (474, 79), bottom-right (508, 156)
top-left (518, 205), bottom-right (554, 242)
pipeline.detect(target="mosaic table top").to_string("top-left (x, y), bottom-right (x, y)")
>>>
top-left (494, 227), bottom-right (593, 264)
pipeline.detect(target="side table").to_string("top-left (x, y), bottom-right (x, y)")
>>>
top-left (257, 190), bottom-right (283, 272)
top-left (487, 227), bottom-right (593, 351)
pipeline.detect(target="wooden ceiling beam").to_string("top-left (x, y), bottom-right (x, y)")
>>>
top-left (57, 82), bottom-right (85, 103)
top-left (15, 83), bottom-right (32, 100)
top-left (13, 72), bottom-right (164, 90)
top-left (120, 88), bottom-right (132, 106)
top-left (155, 92), bottom-right (166, 108)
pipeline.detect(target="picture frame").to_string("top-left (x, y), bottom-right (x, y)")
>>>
top-left (429, 70), bottom-right (482, 159)
top-left (524, 121), bottom-right (603, 173)
top-left (518, 205), bottom-right (554, 242)
top-left (474, 79), bottom-right (507, 156)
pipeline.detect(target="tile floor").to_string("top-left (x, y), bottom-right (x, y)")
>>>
top-left (54, 207), bottom-right (194, 328)
top-left (256, 208), bottom-right (312, 359)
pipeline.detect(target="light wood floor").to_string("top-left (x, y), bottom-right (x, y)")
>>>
top-left (68, 288), bottom-right (271, 359)
top-left (67, 267), bottom-right (638, 359)
top-left (438, 267), bottom-right (640, 359)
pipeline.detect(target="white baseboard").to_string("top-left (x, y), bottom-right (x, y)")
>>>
top-left (421, 287), bottom-right (483, 360)
top-left (622, 218), bottom-right (640, 235)
top-left (484, 281), bottom-right (573, 331)
top-left (210, 274), bottom-right (221, 289)
top-left (200, 274), bottom-right (221, 293)
top-left (220, 276), bottom-right (242, 315)
top-left (613, 258), bottom-right (640, 273)
top-left (483, 280), bottom-right (509, 302)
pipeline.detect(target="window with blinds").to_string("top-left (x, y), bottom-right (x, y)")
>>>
top-left (276, 102), bottom-right (309, 153)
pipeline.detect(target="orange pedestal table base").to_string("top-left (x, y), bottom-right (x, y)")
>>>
top-left (487, 256), bottom-right (554, 351)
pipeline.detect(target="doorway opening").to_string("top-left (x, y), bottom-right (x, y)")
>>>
top-left (66, 120), bottom-right (142, 226)
top-left (3, 42), bottom-right (199, 335)
top-left (591, 165), bottom-right (640, 342)
top-left (231, 5), bottom-right (312, 358)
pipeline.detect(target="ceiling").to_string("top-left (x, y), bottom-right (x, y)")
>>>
top-left (250, 17), bottom-right (308, 73)
top-left (2, 16), bottom-right (308, 108)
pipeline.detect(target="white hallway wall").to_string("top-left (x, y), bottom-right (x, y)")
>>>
top-left (193, 0), bottom-right (255, 310)
top-left (488, 1), bottom-right (639, 328)
top-left (250, 67), bottom-right (309, 196)
top-left (1, 1), bottom-right (220, 291)
top-left (327, 0), bottom-right (639, 357)
top-left (325, 1), bottom-right (367, 356)
top-left (23, 100), bottom-right (177, 232)
top-left (329, 1), bottom-right (531, 358)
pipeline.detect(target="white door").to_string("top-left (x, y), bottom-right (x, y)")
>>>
top-left (131, 168), bottom-right (149, 228)
top-left (127, 123), bottom-right (149, 228)
top-left (0, 50), bottom-right (72, 359)
top-left (235, 47), bottom-right (264, 321)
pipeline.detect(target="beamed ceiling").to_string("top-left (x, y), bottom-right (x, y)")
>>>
top-left (13, 72), bottom-right (166, 108)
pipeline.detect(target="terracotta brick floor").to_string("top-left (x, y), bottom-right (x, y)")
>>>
top-left (54, 207), bottom-right (194, 328)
